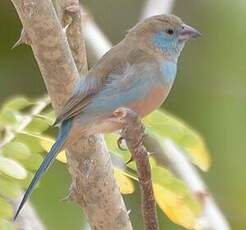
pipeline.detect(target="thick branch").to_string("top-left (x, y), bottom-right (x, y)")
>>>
top-left (114, 108), bottom-right (159, 230)
top-left (11, 1), bottom-right (132, 229)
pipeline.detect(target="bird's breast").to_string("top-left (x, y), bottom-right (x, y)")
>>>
top-left (129, 60), bottom-right (177, 117)
top-left (159, 60), bottom-right (177, 85)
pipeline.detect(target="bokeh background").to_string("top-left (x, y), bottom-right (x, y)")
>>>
top-left (1, 0), bottom-right (245, 229)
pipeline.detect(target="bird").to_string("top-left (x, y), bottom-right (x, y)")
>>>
top-left (14, 14), bottom-right (201, 220)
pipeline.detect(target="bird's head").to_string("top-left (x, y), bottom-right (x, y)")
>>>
top-left (127, 14), bottom-right (201, 61)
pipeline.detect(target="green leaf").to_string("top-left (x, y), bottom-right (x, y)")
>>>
top-left (20, 154), bottom-right (43, 171)
top-left (144, 110), bottom-right (211, 171)
top-left (36, 110), bottom-right (55, 125)
top-left (2, 142), bottom-right (31, 160)
top-left (17, 172), bottom-right (35, 189)
top-left (0, 219), bottom-right (16, 230)
top-left (0, 177), bottom-right (20, 199)
top-left (114, 168), bottom-right (134, 194)
top-left (16, 133), bottom-right (43, 154)
top-left (25, 117), bottom-right (50, 134)
top-left (0, 197), bottom-right (13, 218)
top-left (0, 157), bottom-right (27, 179)
top-left (0, 109), bottom-right (17, 125)
top-left (3, 97), bottom-right (32, 111)
top-left (44, 110), bottom-right (55, 120)
top-left (152, 166), bottom-right (173, 186)
top-left (152, 166), bottom-right (189, 196)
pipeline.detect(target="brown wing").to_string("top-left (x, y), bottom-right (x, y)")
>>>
top-left (54, 40), bottom-right (153, 125)
top-left (54, 68), bottom-right (107, 125)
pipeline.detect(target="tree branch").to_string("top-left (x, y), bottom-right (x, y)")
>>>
top-left (10, 0), bottom-right (132, 229)
top-left (141, 0), bottom-right (176, 19)
top-left (53, 0), bottom-right (87, 74)
top-left (114, 108), bottom-right (159, 230)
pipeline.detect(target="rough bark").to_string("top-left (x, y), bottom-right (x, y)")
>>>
top-left (10, 0), bottom-right (132, 229)
top-left (53, 0), bottom-right (87, 74)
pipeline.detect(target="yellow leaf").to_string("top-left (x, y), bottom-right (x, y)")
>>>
top-left (183, 134), bottom-right (210, 172)
top-left (40, 137), bottom-right (67, 163)
top-left (154, 184), bottom-right (200, 230)
top-left (144, 110), bottom-right (211, 171)
top-left (114, 168), bottom-right (134, 194)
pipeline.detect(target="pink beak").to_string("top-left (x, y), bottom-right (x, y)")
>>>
top-left (179, 24), bottom-right (201, 40)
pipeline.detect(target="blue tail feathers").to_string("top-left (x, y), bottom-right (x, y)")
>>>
top-left (14, 119), bottom-right (72, 220)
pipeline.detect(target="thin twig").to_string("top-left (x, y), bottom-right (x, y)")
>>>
top-left (12, 28), bottom-right (31, 49)
top-left (141, 0), bottom-right (175, 19)
top-left (114, 108), bottom-right (159, 230)
top-left (81, 6), bottom-right (111, 59)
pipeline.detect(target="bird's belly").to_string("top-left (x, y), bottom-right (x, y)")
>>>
top-left (128, 85), bottom-right (167, 117)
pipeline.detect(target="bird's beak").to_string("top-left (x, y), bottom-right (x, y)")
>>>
top-left (179, 24), bottom-right (201, 41)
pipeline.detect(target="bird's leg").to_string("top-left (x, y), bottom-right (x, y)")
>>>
top-left (117, 136), bottom-right (134, 164)
top-left (125, 156), bottom-right (134, 165)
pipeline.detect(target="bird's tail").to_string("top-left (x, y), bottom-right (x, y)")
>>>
top-left (14, 119), bottom-right (72, 220)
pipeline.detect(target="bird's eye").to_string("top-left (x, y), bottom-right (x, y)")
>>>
top-left (166, 28), bottom-right (174, 35)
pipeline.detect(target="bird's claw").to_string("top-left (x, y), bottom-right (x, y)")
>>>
top-left (126, 156), bottom-right (134, 165)
top-left (117, 136), bottom-right (127, 151)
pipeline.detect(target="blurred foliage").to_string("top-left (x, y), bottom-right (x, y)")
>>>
top-left (144, 111), bottom-right (210, 171)
top-left (0, 96), bottom-right (210, 229)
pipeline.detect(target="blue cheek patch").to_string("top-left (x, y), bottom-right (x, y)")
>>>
top-left (159, 61), bottom-right (177, 84)
top-left (152, 32), bottom-right (173, 52)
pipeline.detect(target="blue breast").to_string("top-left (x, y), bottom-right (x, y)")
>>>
top-left (159, 60), bottom-right (177, 85)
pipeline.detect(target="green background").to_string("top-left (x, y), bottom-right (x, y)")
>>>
top-left (1, 0), bottom-right (245, 229)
